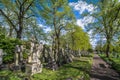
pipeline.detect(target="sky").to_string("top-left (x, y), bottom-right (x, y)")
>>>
top-left (68, 0), bottom-right (98, 47)
top-left (39, 0), bottom-right (98, 47)
top-left (68, 0), bottom-right (97, 28)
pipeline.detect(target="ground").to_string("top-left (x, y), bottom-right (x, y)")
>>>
top-left (0, 54), bottom-right (120, 80)
top-left (90, 54), bottom-right (120, 80)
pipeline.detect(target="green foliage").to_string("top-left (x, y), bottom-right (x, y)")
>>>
top-left (38, 0), bottom-right (75, 25)
top-left (62, 24), bottom-right (91, 51)
top-left (110, 58), bottom-right (120, 72)
top-left (88, 48), bottom-right (93, 53)
top-left (102, 43), bottom-right (114, 52)
top-left (0, 34), bottom-right (22, 63)
top-left (23, 52), bottom-right (28, 59)
top-left (0, 0), bottom-right (35, 39)
top-left (113, 40), bottom-right (120, 53)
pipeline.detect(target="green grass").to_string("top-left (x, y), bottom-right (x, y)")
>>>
top-left (0, 70), bottom-right (27, 80)
top-left (32, 56), bottom-right (93, 80)
top-left (0, 55), bottom-right (93, 80)
top-left (109, 58), bottom-right (120, 72)
top-left (99, 53), bottom-right (120, 73)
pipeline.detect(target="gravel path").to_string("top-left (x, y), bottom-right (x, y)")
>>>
top-left (90, 54), bottom-right (120, 80)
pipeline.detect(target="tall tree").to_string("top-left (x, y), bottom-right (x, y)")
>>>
top-left (0, 0), bottom-right (34, 39)
top-left (37, 0), bottom-right (75, 65)
top-left (86, 0), bottom-right (120, 57)
top-left (63, 24), bottom-right (91, 52)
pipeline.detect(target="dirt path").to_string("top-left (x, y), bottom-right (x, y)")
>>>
top-left (90, 54), bottom-right (120, 80)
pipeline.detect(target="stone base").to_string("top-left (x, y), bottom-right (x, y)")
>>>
top-left (14, 65), bottom-right (20, 70)
top-left (26, 63), bottom-right (42, 75)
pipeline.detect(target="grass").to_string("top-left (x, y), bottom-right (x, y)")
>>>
top-left (32, 56), bottom-right (93, 80)
top-left (0, 55), bottom-right (93, 80)
top-left (99, 53), bottom-right (120, 73)
top-left (0, 70), bottom-right (27, 80)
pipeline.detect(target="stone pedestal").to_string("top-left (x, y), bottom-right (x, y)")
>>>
top-left (26, 62), bottom-right (42, 75)
top-left (26, 64), bottom-right (32, 76)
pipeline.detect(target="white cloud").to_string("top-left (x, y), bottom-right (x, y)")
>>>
top-left (38, 24), bottom-right (51, 32)
top-left (69, 0), bottom-right (96, 29)
top-left (38, 24), bottom-right (43, 27)
top-left (76, 19), bottom-right (84, 29)
top-left (69, 0), bottom-right (96, 14)
top-left (76, 16), bottom-right (95, 29)
top-left (69, 0), bottom-right (97, 47)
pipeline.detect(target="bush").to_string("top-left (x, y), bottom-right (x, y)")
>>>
top-left (0, 34), bottom-right (22, 63)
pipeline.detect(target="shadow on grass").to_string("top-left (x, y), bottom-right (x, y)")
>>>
top-left (56, 60), bottom-right (91, 79)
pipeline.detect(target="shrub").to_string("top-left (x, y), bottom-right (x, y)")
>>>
top-left (0, 34), bottom-right (22, 63)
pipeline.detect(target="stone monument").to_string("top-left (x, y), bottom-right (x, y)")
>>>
top-left (15, 45), bottom-right (20, 66)
top-left (0, 49), bottom-right (3, 65)
top-left (26, 38), bottom-right (43, 75)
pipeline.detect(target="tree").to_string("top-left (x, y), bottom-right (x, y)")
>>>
top-left (61, 24), bottom-right (91, 56)
top-left (37, 0), bottom-right (75, 65)
top-left (86, 0), bottom-right (120, 57)
top-left (0, 0), bottom-right (34, 39)
top-left (22, 17), bottom-right (46, 42)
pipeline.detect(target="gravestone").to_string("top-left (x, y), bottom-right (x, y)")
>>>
top-left (14, 45), bottom-right (22, 70)
top-left (20, 45), bottom-right (23, 62)
top-left (26, 38), bottom-right (43, 75)
top-left (0, 49), bottom-right (3, 65)
top-left (15, 45), bottom-right (20, 66)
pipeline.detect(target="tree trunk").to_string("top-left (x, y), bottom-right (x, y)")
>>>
top-left (56, 35), bottom-right (60, 66)
top-left (106, 39), bottom-right (110, 57)
top-left (9, 26), bottom-right (13, 37)
top-left (17, 30), bottom-right (22, 39)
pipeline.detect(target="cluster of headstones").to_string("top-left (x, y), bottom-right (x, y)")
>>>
top-left (42, 46), bottom-right (73, 71)
top-left (0, 37), bottom-right (43, 75)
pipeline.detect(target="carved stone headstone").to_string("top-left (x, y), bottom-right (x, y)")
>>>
top-left (15, 45), bottom-right (20, 66)
top-left (0, 49), bottom-right (3, 65)
top-left (20, 45), bottom-right (23, 62)
top-left (28, 37), bottom-right (35, 63)
top-left (27, 38), bottom-right (43, 75)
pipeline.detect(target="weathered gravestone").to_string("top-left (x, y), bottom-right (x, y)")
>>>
top-left (15, 45), bottom-right (20, 66)
top-left (14, 45), bottom-right (24, 70)
top-left (26, 38), bottom-right (43, 75)
top-left (0, 49), bottom-right (3, 65)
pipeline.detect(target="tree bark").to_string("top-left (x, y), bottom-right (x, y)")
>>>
top-left (8, 26), bottom-right (13, 37)
top-left (106, 39), bottom-right (110, 57)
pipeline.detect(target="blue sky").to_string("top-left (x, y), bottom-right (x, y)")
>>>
top-left (37, 0), bottom-right (99, 47)
top-left (68, 0), bottom-right (97, 28)
top-left (68, 0), bottom-right (98, 47)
